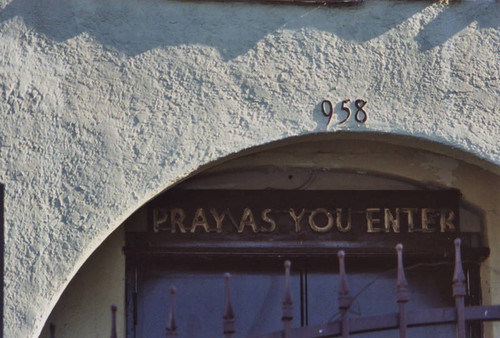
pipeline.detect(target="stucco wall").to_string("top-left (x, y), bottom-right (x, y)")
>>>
top-left (0, 0), bottom-right (499, 336)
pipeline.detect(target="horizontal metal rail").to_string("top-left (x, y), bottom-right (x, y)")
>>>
top-left (255, 305), bottom-right (500, 338)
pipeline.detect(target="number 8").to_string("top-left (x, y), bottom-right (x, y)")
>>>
top-left (354, 100), bottom-right (367, 123)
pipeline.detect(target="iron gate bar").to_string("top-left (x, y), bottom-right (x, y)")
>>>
top-left (49, 323), bottom-right (55, 338)
top-left (282, 261), bottom-right (294, 338)
top-left (110, 305), bottom-right (117, 338)
top-left (166, 287), bottom-right (178, 337)
top-left (396, 244), bottom-right (409, 338)
top-left (453, 238), bottom-right (467, 338)
top-left (337, 251), bottom-right (351, 338)
top-left (223, 273), bottom-right (235, 338)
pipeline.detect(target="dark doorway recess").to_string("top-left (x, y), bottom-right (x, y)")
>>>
top-left (124, 189), bottom-right (487, 337)
top-left (125, 253), bottom-right (483, 337)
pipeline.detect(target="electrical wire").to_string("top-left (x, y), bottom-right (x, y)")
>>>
top-left (326, 259), bottom-right (482, 323)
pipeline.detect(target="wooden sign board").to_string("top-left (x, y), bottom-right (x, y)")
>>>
top-left (123, 190), bottom-right (468, 257)
top-left (150, 190), bottom-right (459, 235)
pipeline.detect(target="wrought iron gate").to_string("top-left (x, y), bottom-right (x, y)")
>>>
top-left (50, 239), bottom-right (500, 338)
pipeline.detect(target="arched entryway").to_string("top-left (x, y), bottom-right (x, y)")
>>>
top-left (40, 136), bottom-right (500, 337)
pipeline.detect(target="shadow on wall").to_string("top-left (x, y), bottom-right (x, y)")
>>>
top-left (1, 0), bottom-right (498, 60)
top-left (415, 1), bottom-right (500, 52)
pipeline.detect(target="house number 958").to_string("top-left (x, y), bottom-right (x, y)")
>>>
top-left (321, 99), bottom-right (368, 127)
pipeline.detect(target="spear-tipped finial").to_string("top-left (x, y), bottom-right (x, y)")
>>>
top-left (453, 238), bottom-right (466, 296)
top-left (396, 244), bottom-right (409, 303)
top-left (223, 273), bottom-right (235, 337)
top-left (338, 251), bottom-right (350, 301)
top-left (453, 238), bottom-right (467, 338)
top-left (166, 286), bottom-right (178, 337)
top-left (110, 305), bottom-right (117, 338)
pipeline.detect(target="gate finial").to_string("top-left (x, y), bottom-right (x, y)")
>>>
top-left (396, 244), bottom-right (408, 338)
top-left (396, 244), bottom-right (409, 302)
top-left (338, 251), bottom-right (351, 338)
top-left (166, 286), bottom-right (178, 337)
top-left (282, 261), bottom-right (293, 338)
top-left (338, 251), bottom-right (349, 300)
top-left (110, 305), bottom-right (117, 338)
top-left (223, 273), bottom-right (236, 338)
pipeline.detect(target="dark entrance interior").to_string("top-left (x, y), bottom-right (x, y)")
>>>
top-left (126, 253), bottom-right (482, 337)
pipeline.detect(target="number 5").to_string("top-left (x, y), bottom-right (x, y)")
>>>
top-left (339, 99), bottom-right (351, 125)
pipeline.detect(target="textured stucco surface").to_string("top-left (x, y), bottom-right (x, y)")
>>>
top-left (0, 0), bottom-right (499, 336)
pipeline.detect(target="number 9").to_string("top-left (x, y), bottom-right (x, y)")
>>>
top-left (321, 100), bottom-right (333, 127)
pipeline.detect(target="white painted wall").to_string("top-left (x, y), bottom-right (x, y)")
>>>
top-left (0, 0), bottom-right (499, 336)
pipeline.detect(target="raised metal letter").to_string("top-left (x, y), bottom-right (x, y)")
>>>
top-left (170, 208), bottom-right (186, 233)
top-left (238, 208), bottom-right (258, 233)
top-left (336, 208), bottom-right (351, 233)
top-left (191, 208), bottom-right (210, 233)
top-left (289, 208), bottom-right (305, 232)
top-left (366, 208), bottom-right (382, 233)
top-left (309, 208), bottom-right (334, 233)
top-left (260, 209), bottom-right (276, 232)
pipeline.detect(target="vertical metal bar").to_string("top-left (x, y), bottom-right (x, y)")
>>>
top-left (453, 238), bottom-right (466, 338)
top-left (466, 262), bottom-right (483, 336)
top-left (304, 261), bottom-right (309, 327)
top-left (49, 323), bottom-right (55, 338)
top-left (396, 244), bottom-right (408, 338)
top-left (300, 267), bottom-right (305, 327)
top-left (338, 251), bottom-right (351, 338)
top-left (166, 286), bottom-right (178, 337)
top-left (134, 265), bottom-right (138, 328)
top-left (110, 305), bottom-right (118, 338)
top-left (125, 258), bottom-right (138, 338)
top-left (282, 261), bottom-right (293, 338)
top-left (299, 258), bottom-right (308, 327)
top-left (223, 273), bottom-right (236, 338)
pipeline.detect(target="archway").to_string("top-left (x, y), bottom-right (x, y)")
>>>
top-left (40, 136), bottom-right (500, 337)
